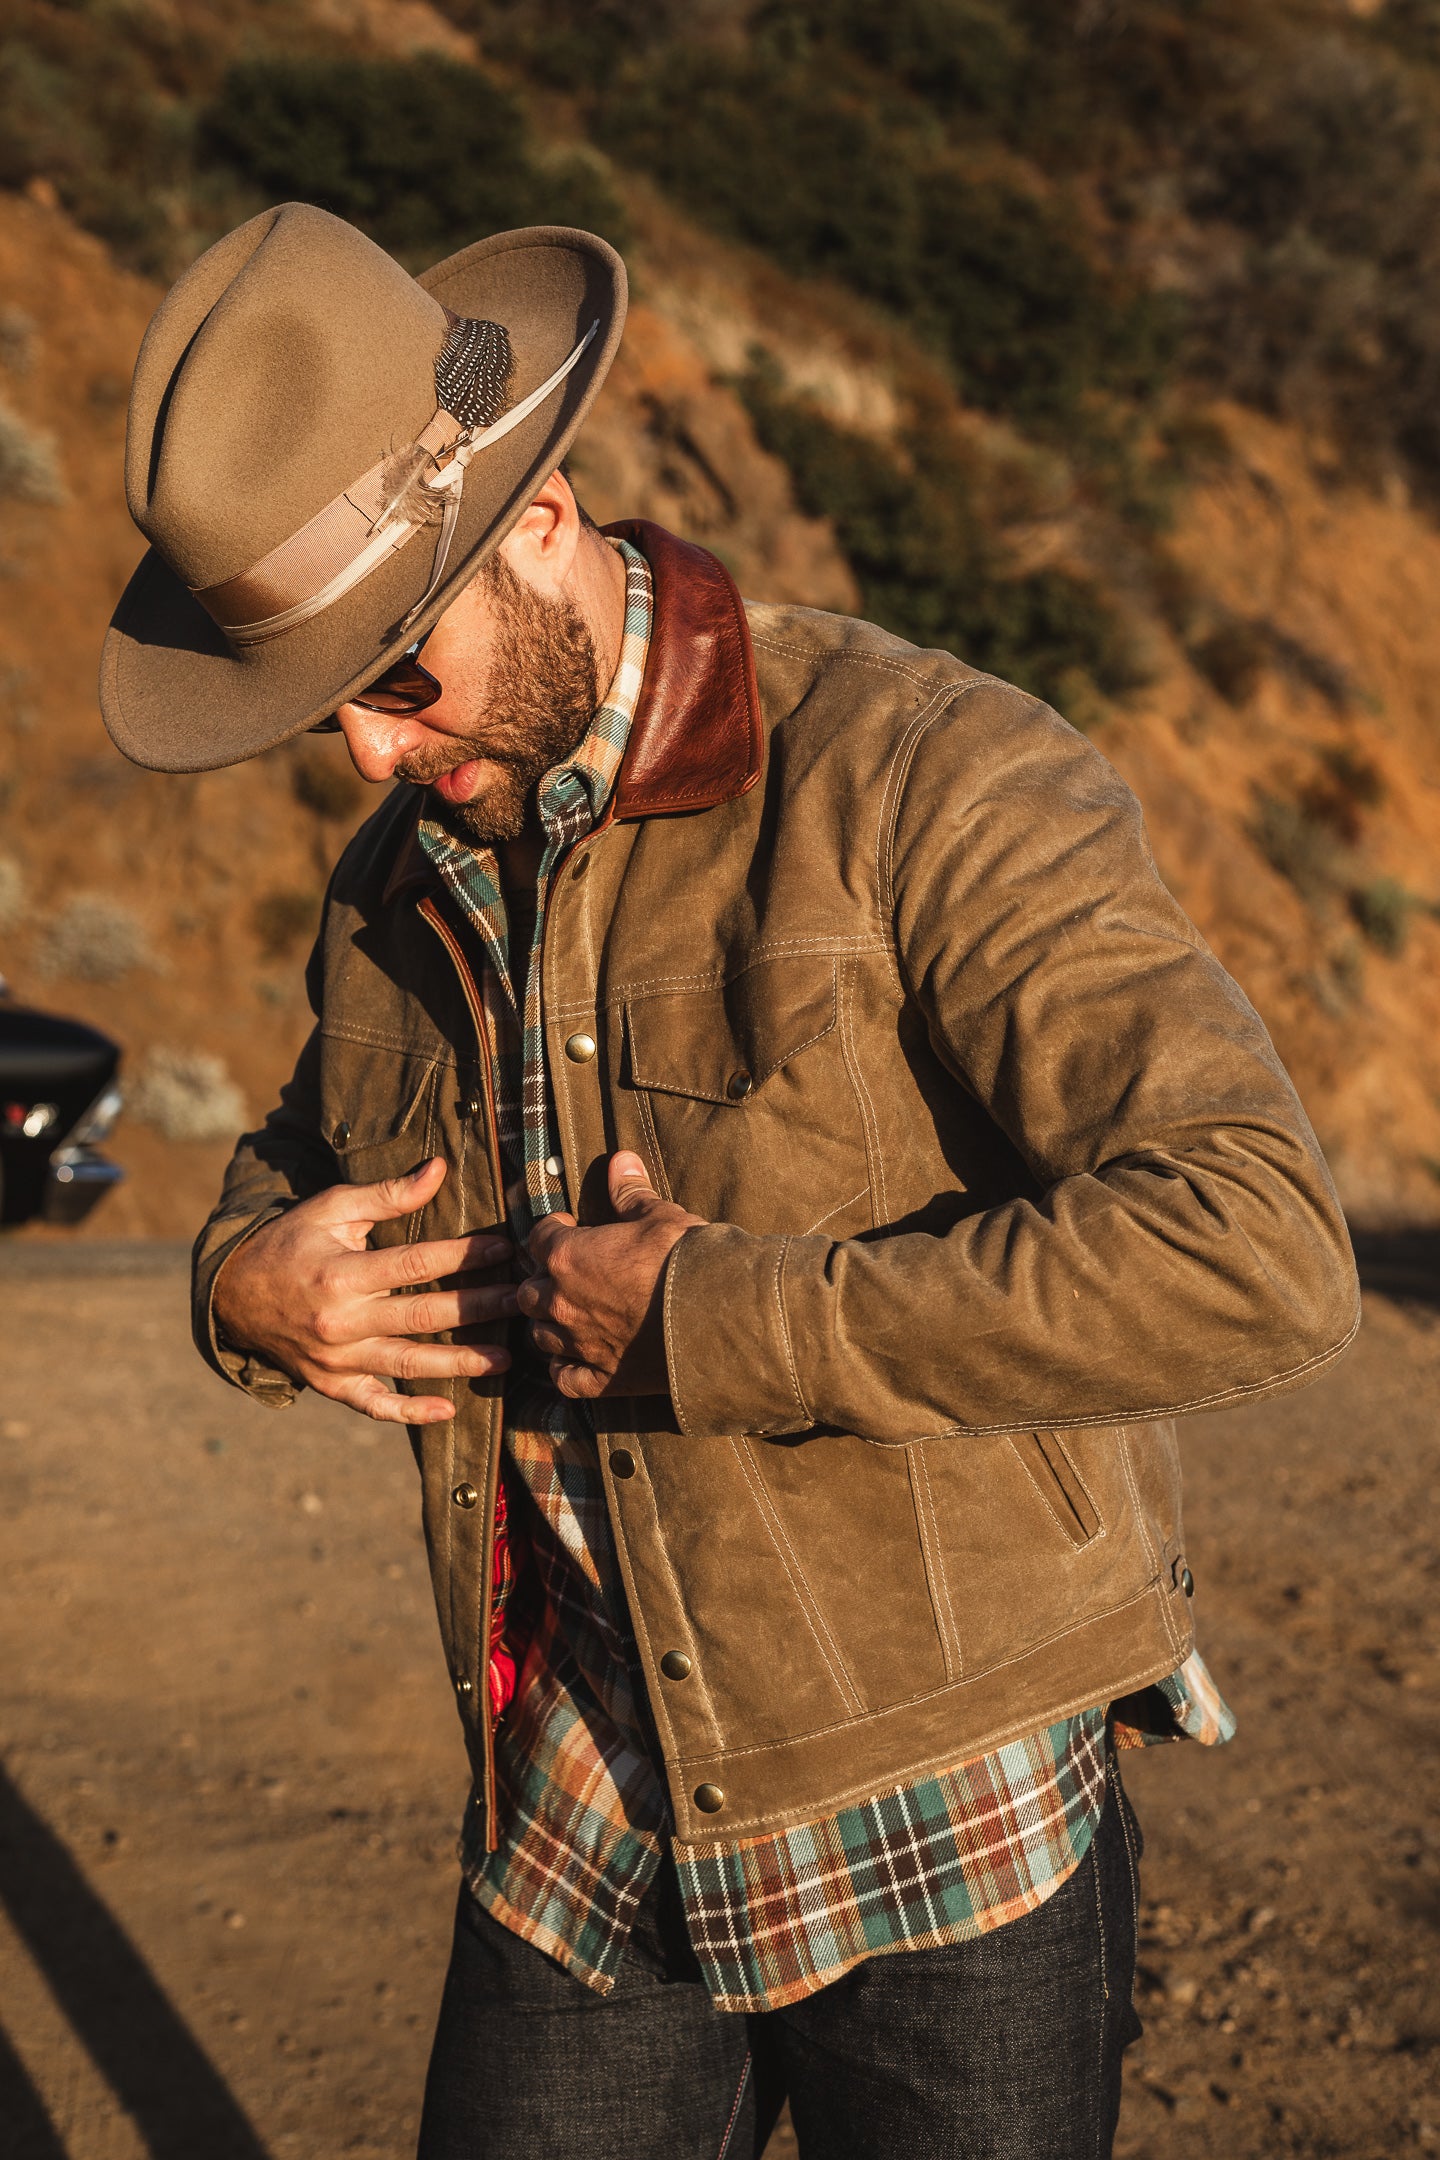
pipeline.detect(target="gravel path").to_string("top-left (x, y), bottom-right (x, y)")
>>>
top-left (0, 1264), bottom-right (1435, 2158)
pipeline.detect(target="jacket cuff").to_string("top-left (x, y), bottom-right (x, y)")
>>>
top-left (662, 1223), bottom-right (814, 1439)
top-left (192, 1207), bottom-right (300, 1408)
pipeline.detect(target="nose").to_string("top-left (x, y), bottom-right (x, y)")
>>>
top-left (333, 705), bottom-right (427, 782)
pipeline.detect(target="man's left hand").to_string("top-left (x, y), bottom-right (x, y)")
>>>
top-left (518, 1153), bottom-right (704, 1399)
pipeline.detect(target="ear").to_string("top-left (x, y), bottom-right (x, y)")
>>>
top-left (498, 469), bottom-right (580, 596)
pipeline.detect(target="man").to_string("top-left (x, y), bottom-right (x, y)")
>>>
top-left (103, 205), bottom-right (1359, 2159)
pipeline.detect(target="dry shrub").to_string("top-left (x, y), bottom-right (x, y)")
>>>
top-left (0, 397), bottom-right (64, 505)
top-left (0, 854), bottom-right (23, 932)
top-left (290, 744), bottom-right (365, 822)
top-left (37, 894), bottom-right (151, 982)
top-left (0, 307), bottom-right (35, 374)
top-left (1250, 794), bottom-right (1348, 908)
top-left (129, 1048), bottom-right (246, 1144)
top-left (252, 887), bottom-right (319, 959)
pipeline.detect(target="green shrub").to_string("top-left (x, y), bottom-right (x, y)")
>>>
top-left (205, 56), bottom-right (626, 263)
top-left (604, 52), bottom-right (1171, 425)
top-left (740, 374), bottom-right (1143, 711)
top-left (0, 8), bottom-right (201, 274)
top-left (1350, 876), bottom-right (1418, 957)
top-left (1299, 745), bottom-right (1385, 844)
top-left (1250, 793), bottom-right (1347, 907)
top-left (1189, 617), bottom-right (1269, 706)
top-left (472, 0), bottom-right (683, 91)
top-left (761, 0), bottom-right (1025, 119)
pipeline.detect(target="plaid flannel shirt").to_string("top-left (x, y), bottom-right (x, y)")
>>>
top-left (418, 539), bottom-right (1234, 2012)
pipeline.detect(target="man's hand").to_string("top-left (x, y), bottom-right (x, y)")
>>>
top-left (517, 1153), bottom-right (703, 1399)
top-left (211, 1158), bottom-right (515, 1425)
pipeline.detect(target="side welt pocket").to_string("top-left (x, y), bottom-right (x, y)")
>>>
top-left (1009, 1430), bottom-right (1104, 1548)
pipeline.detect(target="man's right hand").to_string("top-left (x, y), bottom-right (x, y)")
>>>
top-left (210, 1157), bottom-right (515, 1425)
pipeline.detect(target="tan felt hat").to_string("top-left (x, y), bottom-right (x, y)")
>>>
top-left (100, 202), bottom-right (627, 772)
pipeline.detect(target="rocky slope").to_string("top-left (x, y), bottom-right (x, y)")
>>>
top-left (0, 182), bottom-right (1436, 1239)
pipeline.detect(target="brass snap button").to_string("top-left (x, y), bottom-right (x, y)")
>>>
top-left (454, 1675), bottom-right (473, 1696)
top-left (660, 1651), bottom-right (692, 1682)
top-left (452, 1482), bottom-right (479, 1510)
top-left (564, 1032), bottom-right (597, 1063)
top-left (459, 1095), bottom-right (483, 1119)
top-left (1181, 1566), bottom-right (1195, 1597)
top-left (571, 853), bottom-right (590, 881)
top-left (609, 1449), bottom-right (636, 1479)
top-left (693, 1783), bottom-right (725, 1814)
top-left (726, 1070), bottom-right (753, 1100)
top-left (331, 1119), bottom-right (351, 1149)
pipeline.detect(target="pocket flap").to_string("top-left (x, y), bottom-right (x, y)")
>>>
top-left (626, 959), bottom-right (837, 1105)
top-left (320, 1045), bottom-right (439, 1156)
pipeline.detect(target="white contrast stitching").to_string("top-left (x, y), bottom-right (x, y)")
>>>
top-left (907, 1443), bottom-right (962, 1680)
top-left (731, 1435), bottom-right (861, 1714)
top-left (771, 1237), bottom-right (809, 1428)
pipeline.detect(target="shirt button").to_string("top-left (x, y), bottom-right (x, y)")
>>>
top-left (564, 1032), bottom-right (596, 1063)
top-left (543, 1156), bottom-right (563, 1179)
top-left (693, 1783), bottom-right (725, 1814)
top-left (726, 1070), bottom-right (753, 1100)
top-left (609, 1449), bottom-right (636, 1479)
top-left (331, 1120), bottom-right (351, 1149)
top-left (660, 1651), bottom-right (692, 1682)
top-left (452, 1482), bottom-right (479, 1509)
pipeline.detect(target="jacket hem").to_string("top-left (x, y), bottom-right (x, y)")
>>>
top-left (663, 1581), bottom-right (1194, 1843)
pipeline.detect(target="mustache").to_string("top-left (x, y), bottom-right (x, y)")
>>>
top-left (395, 737), bottom-right (519, 787)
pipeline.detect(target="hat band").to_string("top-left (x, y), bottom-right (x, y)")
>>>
top-left (192, 320), bottom-right (599, 648)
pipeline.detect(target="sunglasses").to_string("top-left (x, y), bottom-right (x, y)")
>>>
top-left (310, 630), bottom-right (440, 733)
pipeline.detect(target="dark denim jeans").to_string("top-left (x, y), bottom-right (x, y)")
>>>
top-left (416, 1762), bottom-right (1143, 2160)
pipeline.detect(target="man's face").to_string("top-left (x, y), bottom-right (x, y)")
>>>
top-left (335, 548), bottom-right (599, 848)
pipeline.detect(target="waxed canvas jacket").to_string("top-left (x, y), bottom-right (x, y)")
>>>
top-left (193, 519), bottom-right (1360, 1851)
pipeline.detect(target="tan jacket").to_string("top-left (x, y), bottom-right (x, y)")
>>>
top-left (194, 520), bottom-right (1360, 1850)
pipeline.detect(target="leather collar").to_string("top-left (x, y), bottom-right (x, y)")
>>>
top-left (603, 518), bottom-right (764, 820)
top-left (382, 519), bottom-right (764, 904)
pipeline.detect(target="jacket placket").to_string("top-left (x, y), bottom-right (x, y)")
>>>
top-left (418, 890), bottom-right (511, 1849)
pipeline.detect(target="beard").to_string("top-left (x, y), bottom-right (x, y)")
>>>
top-left (397, 551), bottom-right (600, 848)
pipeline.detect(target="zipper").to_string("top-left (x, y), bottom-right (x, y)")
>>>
top-left (419, 891), bottom-right (509, 1851)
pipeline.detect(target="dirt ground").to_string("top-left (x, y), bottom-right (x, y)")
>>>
top-left (0, 1249), bottom-right (1436, 2160)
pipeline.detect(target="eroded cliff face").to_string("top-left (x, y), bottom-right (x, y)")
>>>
top-left (0, 188), bottom-right (1435, 1237)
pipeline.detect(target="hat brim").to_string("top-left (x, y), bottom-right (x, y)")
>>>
top-left (100, 225), bottom-right (627, 774)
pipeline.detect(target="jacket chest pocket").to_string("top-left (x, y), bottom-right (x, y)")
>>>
top-left (624, 957), bottom-right (874, 1237)
top-left (320, 1042), bottom-right (443, 1241)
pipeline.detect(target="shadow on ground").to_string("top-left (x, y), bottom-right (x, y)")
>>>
top-left (0, 1764), bottom-right (270, 2160)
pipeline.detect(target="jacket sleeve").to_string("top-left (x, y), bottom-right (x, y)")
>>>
top-left (191, 981), bottom-right (336, 1407)
top-left (662, 678), bottom-right (1361, 1442)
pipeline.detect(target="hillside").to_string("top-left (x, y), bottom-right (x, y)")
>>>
top-left (0, 0), bottom-right (1437, 1237)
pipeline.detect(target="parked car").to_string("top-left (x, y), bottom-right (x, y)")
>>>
top-left (0, 977), bottom-right (124, 1224)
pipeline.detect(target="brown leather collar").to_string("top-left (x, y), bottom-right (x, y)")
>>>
top-left (603, 518), bottom-right (764, 820)
top-left (383, 519), bottom-right (763, 904)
